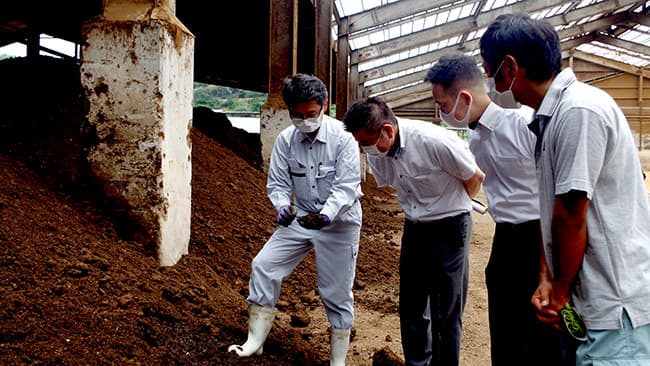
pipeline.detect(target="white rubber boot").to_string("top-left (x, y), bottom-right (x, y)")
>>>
top-left (330, 328), bottom-right (351, 366)
top-left (228, 305), bottom-right (277, 357)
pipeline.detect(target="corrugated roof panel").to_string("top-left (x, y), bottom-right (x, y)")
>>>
top-left (620, 25), bottom-right (650, 45)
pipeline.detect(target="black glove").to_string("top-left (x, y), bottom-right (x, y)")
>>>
top-left (297, 213), bottom-right (330, 230)
top-left (277, 205), bottom-right (297, 226)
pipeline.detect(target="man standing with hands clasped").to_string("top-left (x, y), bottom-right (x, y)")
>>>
top-left (424, 53), bottom-right (572, 365)
top-left (343, 96), bottom-right (484, 366)
top-left (480, 13), bottom-right (650, 365)
top-left (228, 73), bottom-right (362, 366)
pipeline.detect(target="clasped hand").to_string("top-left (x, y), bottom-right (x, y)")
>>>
top-left (297, 213), bottom-right (330, 230)
top-left (277, 205), bottom-right (297, 226)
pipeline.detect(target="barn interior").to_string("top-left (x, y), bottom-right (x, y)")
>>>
top-left (1, 1), bottom-right (649, 364)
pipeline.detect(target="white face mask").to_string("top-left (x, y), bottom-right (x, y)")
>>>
top-left (440, 92), bottom-right (472, 128)
top-left (292, 115), bottom-right (322, 133)
top-left (361, 129), bottom-right (388, 157)
top-left (486, 60), bottom-right (521, 109)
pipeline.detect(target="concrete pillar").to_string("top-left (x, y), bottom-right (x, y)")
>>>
top-left (80, 0), bottom-right (194, 266)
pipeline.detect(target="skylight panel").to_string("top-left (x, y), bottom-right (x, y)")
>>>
top-left (359, 59), bottom-right (381, 72)
top-left (558, 3), bottom-right (573, 13)
top-left (555, 19), bottom-right (577, 32)
top-left (538, 8), bottom-right (551, 18)
top-left (459, 3), bottom-right (477, 18)
top-left (424, 14), bottom-right (437, 28)
top-left (388, 25), bottom-right (400, 38)
top-left (412, 18), bottom-right (424, 32)
top-left (575, 0), bottom-right (594, 8)
top-left (530, 11), bottom-right (544, 20)
top-left (474, 27), bottom-right (486, 39)
top-left (364, 0), bottom-right (383, 10)
top-left (578, 41), bottom-right (650, 68)
top-left (490, 0), bottom-right (508, 10)
top-left (402, 22), bottom-right (413, 35)
top-left (448, 6), bottom-right (461, 21)
top-left (545, 5), bottom-right (562, 17)
top-left (335, 1), bottom-right (362, 17)
top-left (620, 25), bottom-right (650, 45)
top-left (368, 31), bottom-right (384, 44)
top-left (576, 15), bottom-right (591, 26)
top-left (633, 1), bottom-right (650, 12)
top-left (482, 0), bottom-right (497, 11)
top-left (436, 10), bottom-right (450, 26)
top-left (611, 4), bottom-right (637, 14)
top-left (350, 36), bottom-right (370, 50)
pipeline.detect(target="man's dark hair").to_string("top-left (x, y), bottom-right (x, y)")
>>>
top-left (342, 96), bottom-right (398, 134)
top-left (281, 73), bottom-right (328, 108)
top-left (480, 13), bottom-right (561, 82)
top-left (424, 53), bottom-right (486, 95)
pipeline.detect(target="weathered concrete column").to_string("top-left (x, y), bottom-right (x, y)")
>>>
top-left (80, 0), bottom-right (194, 266)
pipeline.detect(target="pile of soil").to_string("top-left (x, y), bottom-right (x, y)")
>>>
top-left (0, 58), bottom-right (404, 364)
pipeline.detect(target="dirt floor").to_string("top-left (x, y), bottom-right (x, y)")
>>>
top-left (0, 92), bottom-right (494, 365)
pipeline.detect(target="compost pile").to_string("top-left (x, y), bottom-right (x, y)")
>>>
top-left (0, 57), bottom-right (404, 365)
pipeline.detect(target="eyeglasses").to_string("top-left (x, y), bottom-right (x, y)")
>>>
top-left (289, 106), bottom-right (323, 120)
top-left (360, 129), bottom-right (383, 147)
top-left (359, 124), bottom-right (389, 147)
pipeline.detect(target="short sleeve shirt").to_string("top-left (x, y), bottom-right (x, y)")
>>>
top-left (531, 68), bottom-right (650, 329)
top-left (469, 103), bottom-right (539, 224)
top-left (367, 118), bottom-right (477, 222)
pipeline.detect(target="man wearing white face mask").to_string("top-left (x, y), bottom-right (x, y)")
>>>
top-left (485, 60), bottom-right (521, 110)
top-left (425, 53), bottom-right (573, 366)
top-left (481, 14), bottom-right (650, 365)
top-left (343, 96), bottom-right (484, 366)
top-left (228, 73), bottom-right (362, 366)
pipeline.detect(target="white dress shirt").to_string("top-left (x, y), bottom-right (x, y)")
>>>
top-left (368, 118), bottom-right (477, 222)
top-left (468, 103), bottom-right (539, 224)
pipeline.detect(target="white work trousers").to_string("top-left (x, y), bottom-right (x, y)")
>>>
top-left (247, 219), bottom-right (361, 330)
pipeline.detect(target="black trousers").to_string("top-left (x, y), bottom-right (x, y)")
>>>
top-left (486, 220), bottom-right (575, 366)
top-left (399, 212), bottom-right (471, 366)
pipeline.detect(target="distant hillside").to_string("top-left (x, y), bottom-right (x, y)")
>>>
top-left (193, 82), bottom-right (266, 113)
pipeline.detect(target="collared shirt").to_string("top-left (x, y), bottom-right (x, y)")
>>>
top-left (367, 118), bottom-right (477, 222)
top-left (266, 115), bottom-right (362, 224)
top-left (469, 102), bottom-right (538, 224)
top-left (531, 68), bottom-right (650, 329)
